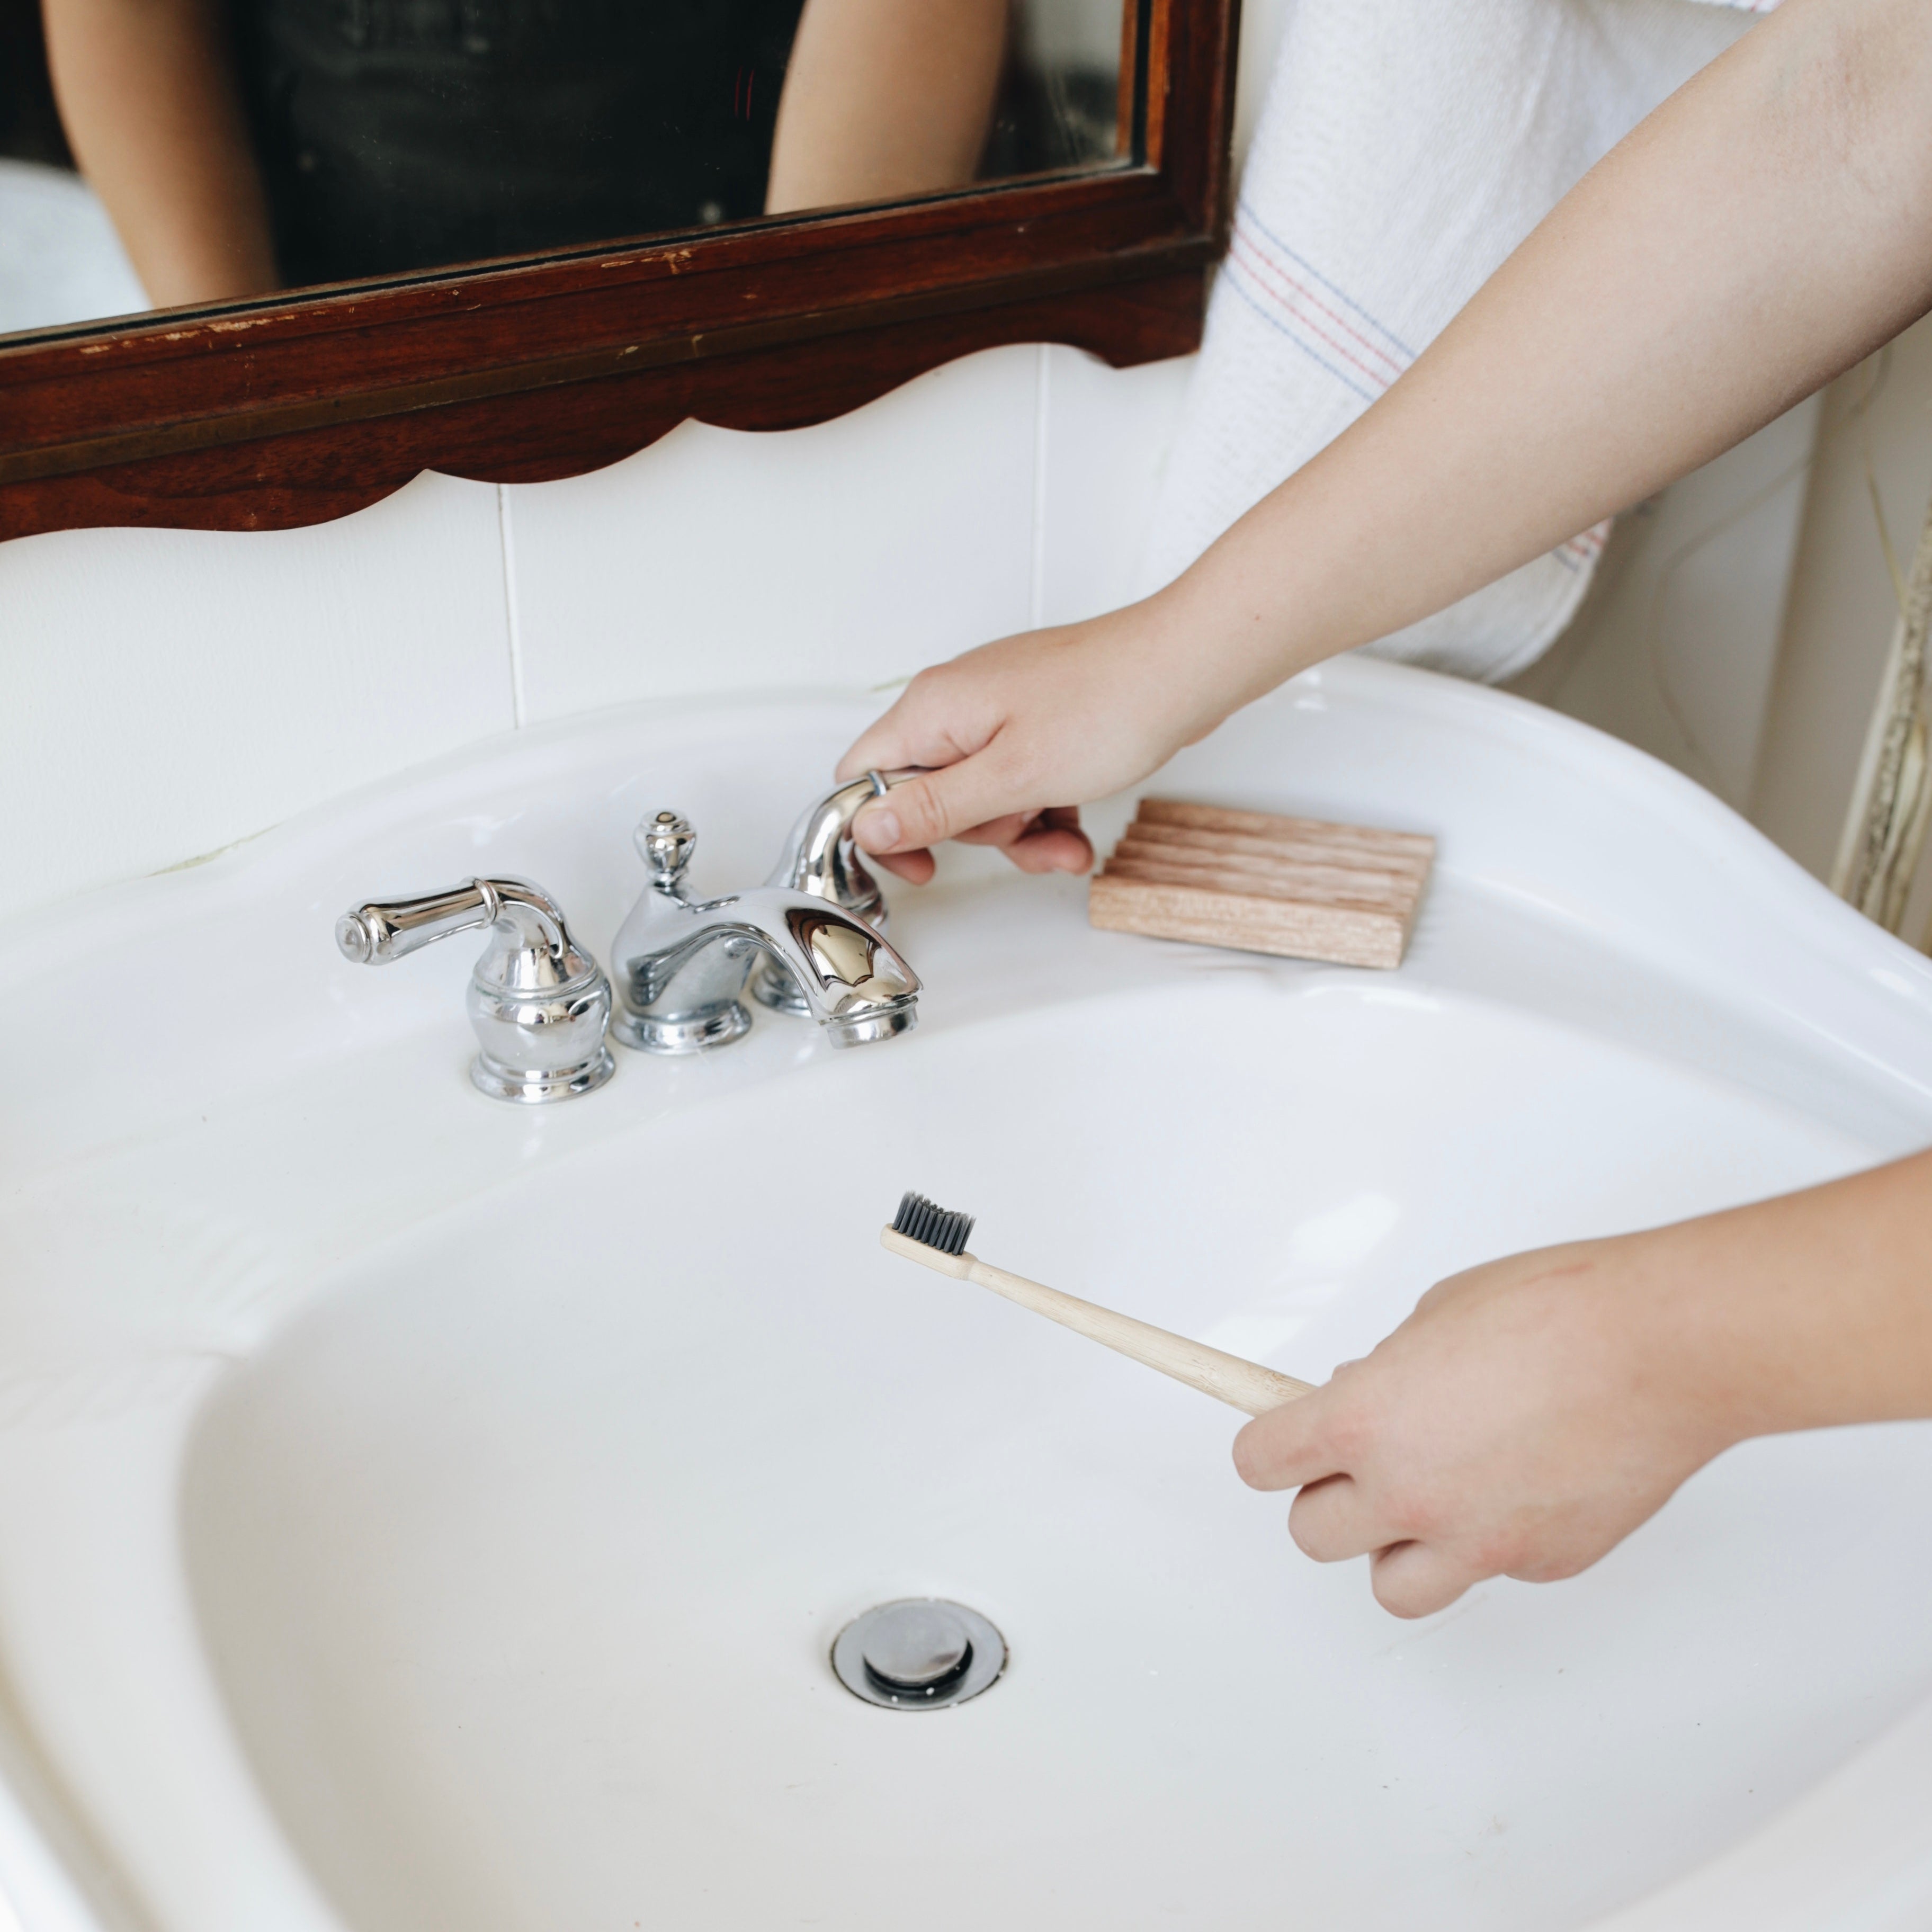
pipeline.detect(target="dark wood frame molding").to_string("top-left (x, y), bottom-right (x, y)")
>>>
top-left (0, 0), bottom-right (1237, 541)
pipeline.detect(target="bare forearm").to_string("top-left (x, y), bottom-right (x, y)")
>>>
top-left (767, 0), bottom-right (1007, 214)
top-left (1167, 0), bottom-right (1932, 717)
top-left (43, 0), bottom-right (278, 307)
top-left (1666, 1148), bottom-right (1932, 1441)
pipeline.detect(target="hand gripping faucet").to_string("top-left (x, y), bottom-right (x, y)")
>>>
top-left (335, 876), bottom-right (616, 1103)
top-left (610, 772), bottom-right (920, 1053)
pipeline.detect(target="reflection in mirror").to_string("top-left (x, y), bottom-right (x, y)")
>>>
top-left (0, 0), bottom-right (1127, 339)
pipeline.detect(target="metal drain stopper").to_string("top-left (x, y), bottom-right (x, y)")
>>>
top-left (864, 1602), bottom-right (971, 1693)
top-left (831, 1599), bottom-right (1005, 1710)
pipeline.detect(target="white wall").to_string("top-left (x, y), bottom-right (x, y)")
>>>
top-left (0, 345), bottom-right (1192, 914)
top-left (1505, 397), bottom-right (1822, 816)
top-left (1516, 310), bottom-right (1932, 906)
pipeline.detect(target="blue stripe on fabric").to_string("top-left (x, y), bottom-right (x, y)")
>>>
top-left (1224, 266), bottom-right (1380, 405)
top-left (1236, 201), bottom-right (1421, 361)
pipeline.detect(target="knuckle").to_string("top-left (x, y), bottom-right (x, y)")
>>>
top-left (1385, 1494), bottom-right (1438, 1543)
top-left (1323, 1398), bottom-right (1382, 1468)
top-left (1472, 1528), bottom-right (1532, 1576)
top-left (892, 784), bottom-right (945, 845)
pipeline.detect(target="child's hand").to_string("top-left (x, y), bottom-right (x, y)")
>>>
top-left (1232, 1231), bottom-right (1745, 1618)
top-left (834, 603), bottom-right (1220, 883)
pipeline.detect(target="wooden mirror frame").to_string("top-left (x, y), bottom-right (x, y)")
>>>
top-left (0, 0), bottom-right (1235, 542)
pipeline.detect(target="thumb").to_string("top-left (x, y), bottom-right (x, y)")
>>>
top-left (852, 755), bottom-right (1027, 856)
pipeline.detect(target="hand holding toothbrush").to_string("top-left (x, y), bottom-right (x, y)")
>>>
top-left (1234, 1149), bottom-right (1932, 1617)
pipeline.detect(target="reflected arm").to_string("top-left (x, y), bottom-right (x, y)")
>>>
top-left (42, 0), bottom-right (279, 307)
top-left (766, 0), bottom-right (1008, 214)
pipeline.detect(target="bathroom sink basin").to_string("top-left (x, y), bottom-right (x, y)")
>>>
top-left (2, 660), bottom-right (1930, 1932)
top-left (181, 990), bottom-right (1924, 1932)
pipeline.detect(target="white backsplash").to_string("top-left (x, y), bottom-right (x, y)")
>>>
top-left (0, 344), bottom-right (1192, 914)
top-left (503, 348), bottom-right (1040, 723)
top-left (0, 329), bottom-right (1862, 921)
top-left (0, 469), bottom-right (514, 910)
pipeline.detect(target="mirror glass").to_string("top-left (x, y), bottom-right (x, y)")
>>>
top-left (0, 0), bottom-right (1130, 341)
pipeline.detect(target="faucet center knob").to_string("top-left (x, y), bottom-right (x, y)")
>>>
top-left (638, 810), bottom-right (696, 889)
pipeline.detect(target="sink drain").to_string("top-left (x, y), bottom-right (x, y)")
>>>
top-left (831, 1599), bottom-right (1005, 1710)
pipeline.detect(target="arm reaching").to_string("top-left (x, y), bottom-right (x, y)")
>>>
top-left (838, 0), bottom-right (1932, 877)
top-left (766, 0), bottom-right (1008, 216)
top-left (1233, 1148), bottom-right (1932, 1617)
top-left (43, 0), bottom-right (278, 308)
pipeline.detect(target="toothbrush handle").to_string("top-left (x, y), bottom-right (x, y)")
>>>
top-left (964, 1258), bottom-right (1314, 1416)
top-left (879, 1228), bottom-right (1311, 1415)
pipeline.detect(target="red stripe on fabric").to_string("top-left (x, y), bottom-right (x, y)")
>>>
top-left (1231, 228), bottom-right (1409, 384)
top-left (1229, 235), bottom-right (1406, 393)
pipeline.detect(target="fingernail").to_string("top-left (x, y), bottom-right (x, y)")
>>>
top-left (855, 808), bottom-right (899, 853)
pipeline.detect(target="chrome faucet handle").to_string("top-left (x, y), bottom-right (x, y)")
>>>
top-left (335, 876), bottom-right (616, 1104)
top-left (751, 770), bottom-right (919, 1019)
top-left (765, 767), bottom-right (922, 918)
top-left (636, 810), bottom-right (697, 893)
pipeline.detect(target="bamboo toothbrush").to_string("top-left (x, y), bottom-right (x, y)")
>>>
top-left (881, 1193), bottom-right (1316, 1417)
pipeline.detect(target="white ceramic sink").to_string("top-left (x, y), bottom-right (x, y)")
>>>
top-left (2, 660), bottom-right (1931, 1932)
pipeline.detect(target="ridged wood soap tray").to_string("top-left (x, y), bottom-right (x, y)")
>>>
top-left (1088, 799), bottom-right (1435, 970)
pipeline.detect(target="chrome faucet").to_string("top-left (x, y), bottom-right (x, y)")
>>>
top-left (610, 772), bottom-right (920, 1053)
top-left (335, 876), bottom-right (616, 1103)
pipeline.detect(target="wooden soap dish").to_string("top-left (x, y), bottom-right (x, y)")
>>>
top-left (1088, 798), bottom-right (1434, 970)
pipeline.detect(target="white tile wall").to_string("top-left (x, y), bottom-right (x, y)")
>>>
top-left (0, 472), bottom-right (514, 910)
top-left (0, 345), bottom-right (1191, 915)
top-left (1036, 345), bottom-right (1193, 628)
top-left (0, 318), bottom-right (1848, 922)
top-left (503, 345), bottom-right (1042, 722)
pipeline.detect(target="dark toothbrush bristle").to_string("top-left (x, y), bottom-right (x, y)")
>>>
top-left (892, 1191), bottom-right (974, 1256)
